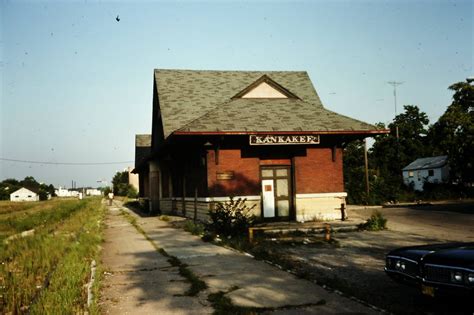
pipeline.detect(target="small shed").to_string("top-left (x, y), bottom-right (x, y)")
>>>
top-left (10, 187), bottom-right (39, 202)
top-left (402, 155), bottom-right (449, 191)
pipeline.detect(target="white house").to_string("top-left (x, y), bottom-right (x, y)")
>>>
top-left (402, 155), bottom-right (449, 191)
top-left (10, 187), bottom-right (39, 202)
top-left (86, 188), bottom-right (102, 196)
top-left (55, 187), bottom-right (80, 197)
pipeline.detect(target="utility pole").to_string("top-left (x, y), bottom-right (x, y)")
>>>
top-left (364, 138), bottom-right (370, 200)
top-left (387, 81), bottom-right (403, 139)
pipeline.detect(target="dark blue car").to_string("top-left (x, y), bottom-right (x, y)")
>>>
top-left (385, 243), bottom-right (474, 298)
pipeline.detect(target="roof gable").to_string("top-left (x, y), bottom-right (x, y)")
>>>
top-left (11, 187), bottom-right (37, 195)
top-left (232, 75), bottom-right (298, 99)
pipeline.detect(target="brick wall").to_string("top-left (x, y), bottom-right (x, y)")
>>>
top-left (294, 147), bottom-right (344, 193)
top-left (207, 149), bottom-right (260, 196)
top-left (260, 159), bottom-right (291, 166)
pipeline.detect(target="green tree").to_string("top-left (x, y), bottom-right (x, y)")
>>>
top-left (371, 106), bottom-right (431, 177)
top-left (0, 179), bottom-right (21, 200)
top-left (103, 186), bottom-right (112, 196)
top-left (372, 106), bottom-right (430, 171)
top-left (429, 80), bottom-right (474, 185)
top-left (20, 176), bottom-right (40, 191)
top-left (369, 106), bottom-right (431, 202)
top-left (343, 140), bottom-right (367, 204)
top-left (112, 171), bottom-right (133, 196)
top-left (48, 184), bottom-right (56, 197)
top-left (38, 190), bottom-right (49, 201)
top-left (3, 178), bottom-right (20, 186)
top-left (127, 186), bottom-right (138, 199)
top-left (38, 183), bottom-right (55, 200)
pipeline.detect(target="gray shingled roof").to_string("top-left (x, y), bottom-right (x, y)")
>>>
top-left (136, 134), bottom-right (151, 147)
top-left (178, 98), bottom-right (375, 132)
top-left (402, 155), bottom-right (448, 171)
top-left (154, 69), bottom-right (381, 138)
top-left (135, 134), bottom-right (151, 168)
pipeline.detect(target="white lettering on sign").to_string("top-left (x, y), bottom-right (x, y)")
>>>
top-left (249, 135), bottom-right (320, 145)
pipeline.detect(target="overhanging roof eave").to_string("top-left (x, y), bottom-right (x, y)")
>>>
top-left (171, 129), bottom-right (390, 136)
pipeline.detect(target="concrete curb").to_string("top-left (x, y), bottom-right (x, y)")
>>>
top-left (347, 205), bottom-right (383, 210)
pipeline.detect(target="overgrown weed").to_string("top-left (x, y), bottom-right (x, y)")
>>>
top-left (183, 220), bottom-right (205, 236)
top-left (1, 197), bottom-right (104, 313)
top-left (358, 211), bottom-right (387, 231)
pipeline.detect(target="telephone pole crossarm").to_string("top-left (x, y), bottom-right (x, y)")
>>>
top-left (387, 81), bottom-right (404, 116)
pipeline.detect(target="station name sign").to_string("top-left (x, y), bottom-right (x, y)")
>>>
top-left (249, 134), bottom-right (320, 145)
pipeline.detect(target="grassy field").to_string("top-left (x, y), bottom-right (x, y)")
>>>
top-left (0, 197), bottom-right (105, 314)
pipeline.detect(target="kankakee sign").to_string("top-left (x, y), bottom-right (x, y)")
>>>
top-left (249, 134), bottom-right (320, 145)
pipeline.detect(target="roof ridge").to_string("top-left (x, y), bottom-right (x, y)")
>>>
top-left (154, 69), bottom-right (308, 74)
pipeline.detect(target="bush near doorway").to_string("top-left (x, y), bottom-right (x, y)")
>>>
top-left (206, 197), bottom-right (256, 238)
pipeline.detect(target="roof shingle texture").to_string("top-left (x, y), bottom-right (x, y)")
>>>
top-left (136, 134), bottom-right (151, 147)
top-left (402, 155), bottom-right (448, 171)
top-left (154, 69), bottom-right (380, 138)
top-left (179, 99), bottom-right (376, 132)
top-left (135, 134), bottom-right (151, 168)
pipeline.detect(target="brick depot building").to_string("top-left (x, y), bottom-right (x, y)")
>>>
top-left (134, 69), bottom-right (387, 222)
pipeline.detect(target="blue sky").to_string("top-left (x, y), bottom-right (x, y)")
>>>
top-left (1, 0), bottom-right (472, 188)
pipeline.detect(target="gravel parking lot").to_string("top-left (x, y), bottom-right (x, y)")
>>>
top-left (264, 202), bottom-right (474, 314)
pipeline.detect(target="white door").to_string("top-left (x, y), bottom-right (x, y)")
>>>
top-left (262, 179), bottom-right (275, 218)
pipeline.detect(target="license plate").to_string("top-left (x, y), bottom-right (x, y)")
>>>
top-left (421, 284), bottom-right (435, 297)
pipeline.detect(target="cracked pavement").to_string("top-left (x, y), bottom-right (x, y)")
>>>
top-left (100, 202), bottom-right (380, 314)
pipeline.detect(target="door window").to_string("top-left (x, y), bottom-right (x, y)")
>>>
top-left (276, 178), bottom-right (288, 197)
top-left (260, 167), bottom-right (291, 219)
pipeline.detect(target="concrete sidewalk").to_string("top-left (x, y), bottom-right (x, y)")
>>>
top-left (101, 202), bottom-right (381, 314)
top-left (100, 203), bottom-right (213, 314)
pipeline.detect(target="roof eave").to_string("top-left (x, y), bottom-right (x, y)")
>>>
top-left (172, 129), bottom-right (390, 136)
top-left (402, 163), bottom-right (448, 172)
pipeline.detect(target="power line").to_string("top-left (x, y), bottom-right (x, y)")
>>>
top-left (0, 158), bottom-right (133, 166)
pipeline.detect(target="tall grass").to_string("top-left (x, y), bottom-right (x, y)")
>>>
top-left (0, 198), bottom-right (104, 314)
top-left (0, 201), bottom-right (37, 215)
top-left (0, 199), bottom-right (81, 244)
